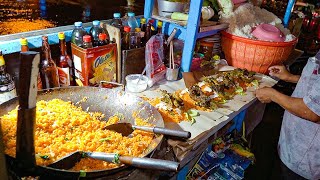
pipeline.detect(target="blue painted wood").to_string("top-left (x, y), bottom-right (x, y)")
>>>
top-left (283, 0), bottom-right (296, 28)
top-left (180, 0), bottom-right (203, 72)
top-left (163, 22), bottom-right (187, 40)
top-left (0, 26), bottom-right (90, 55)
top-left (144, 0), bottom-right (155, 18)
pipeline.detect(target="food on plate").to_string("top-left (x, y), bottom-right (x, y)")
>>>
top-left (184, 68), bottom-right (258, 110)
top-left (146, 68), bottom-right (259, 123)
top-left (146, 90), bottom-right (188, 123)
top-left (0, 99), bottom-right (154, 171)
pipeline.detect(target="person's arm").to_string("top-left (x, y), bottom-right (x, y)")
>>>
top-left (270, 89), bottom-right (320, 123)
top-left (269, 65), bottom-right (300, 83)
top-left (255, 87), bottom-right (320, 123)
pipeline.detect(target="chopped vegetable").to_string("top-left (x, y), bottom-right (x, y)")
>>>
top-left (79, 170), bottom-right (86, 177)
top-left (251, 79), bottom-right (259, 87)
top-left (99, 137), bottom-right (112, 142)
top-left (185, 109), bottom-right (200, 125)
top-left (39, 155), bottom-right (49, 160)
top-left (112, 153), bottom-right (120, 164)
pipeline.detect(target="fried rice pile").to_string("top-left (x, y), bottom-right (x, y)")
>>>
top-left (0, 99), bottom-right (154, 171)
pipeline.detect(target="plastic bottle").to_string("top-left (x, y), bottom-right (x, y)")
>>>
top-left (98, 33), bottom-right (109, 46)
top-left (122, 26), bottom-right (131, 50)
top-left (71, 21), bottom-right (87, 47)
top-left (90, 20), bottom-right (108, 47)
top-left (110, 13), bottom-right (123, 32)
top-left (82, 35), bottom-right (93, 49)
top-left (126, 12), bottom-right (139, 32)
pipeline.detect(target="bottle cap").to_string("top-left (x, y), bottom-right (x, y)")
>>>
top-left (140, 18), bottom-right (146, 24)
top-left (124, 26), bottom-right (131, 32)
top-left (0, 51), bottom-right (4, 66)
top-left (58, 32), bottom-right (65, 40)
top-left (74, 21), bottom-right (82, 27)
top-left (20, 38), bottom-right (28, 46)
top-left (93, 20), bottom-right (100, 26)
top-left (135, 28), bottom-right (141, 32)
top-left (42, 35), bottom-right (48, 41)
top-left (83, 35), bottom-right (92, 43)
top-left (99, 33), bottom-right (107, 40)
top-left (128, 12), bottom-right (135, 17)
top-left (157, 21), bottom-right (163, 27)
top-left (149, 19), bottom-right (154, 24)
top-left (113, 13), bottom-right (121, 18)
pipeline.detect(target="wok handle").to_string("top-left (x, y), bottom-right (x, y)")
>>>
top-left (133, 125), bottom-right (191, 139)
top-left (119, 156), bottom-right (179, 172)
top-left (87, 152), bottom-right (179, 172)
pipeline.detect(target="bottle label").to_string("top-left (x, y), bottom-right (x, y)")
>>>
top-left (37, 73), bottom-right (43, 90)
top-left (0, 81), bottom-right (16, 104)
top-left (58, 67), bottom-right (70, 86)
top-left (73, 55), bottom-right (82, 79)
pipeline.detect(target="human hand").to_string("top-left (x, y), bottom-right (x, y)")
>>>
top-left (254, 87), bottom-right (275, 103)
top-left (268, 65), bottom-right (292, 81)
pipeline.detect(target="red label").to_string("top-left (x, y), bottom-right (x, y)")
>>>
top-left (58, 67), bottom-right (70, 86)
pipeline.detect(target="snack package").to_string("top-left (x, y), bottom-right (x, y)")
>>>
top-left (145, 34), bottom-right (166, 87)
top-left (187, 136), bottom-right (254, 180)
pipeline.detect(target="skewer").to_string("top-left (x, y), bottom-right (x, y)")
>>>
top-left (170, 41), bottom-right (174, 69)
top-left (169, 41), bottom-right (172, 69)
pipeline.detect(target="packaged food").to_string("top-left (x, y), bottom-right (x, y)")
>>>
top-left (145, 35), bottom-right (166, 87)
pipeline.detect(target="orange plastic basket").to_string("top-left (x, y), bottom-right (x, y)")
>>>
top-left (221, 31), bottom-right (298, 74)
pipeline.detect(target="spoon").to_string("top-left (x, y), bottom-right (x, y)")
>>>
top-left (104, 123), bottom-right (191, 139)
top-left (49, 151), bottom-right (179, 172)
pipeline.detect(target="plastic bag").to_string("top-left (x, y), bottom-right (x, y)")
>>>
top-left (145, 34), bottom-right (166, 87)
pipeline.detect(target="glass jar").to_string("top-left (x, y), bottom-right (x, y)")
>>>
top-left (198, 41), bottom-right (214, 60)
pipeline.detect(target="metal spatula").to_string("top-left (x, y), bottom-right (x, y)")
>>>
top-left (49, 151), bottom-right (179, 172)
top-left (104, 123), bottom-right (191, 139)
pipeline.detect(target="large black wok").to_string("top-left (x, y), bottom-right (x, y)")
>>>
top-left (0, 86), bottom-right (165, 179)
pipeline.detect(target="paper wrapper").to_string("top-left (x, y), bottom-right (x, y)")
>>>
top-left (138, 66), bottom-right (278, 162)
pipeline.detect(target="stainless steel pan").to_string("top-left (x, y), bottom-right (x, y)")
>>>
top-left (0, 87), bottom-right (165, 178)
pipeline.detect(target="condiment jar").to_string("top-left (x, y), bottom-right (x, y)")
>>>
top-left (198, 40), bottom-right (214, 60)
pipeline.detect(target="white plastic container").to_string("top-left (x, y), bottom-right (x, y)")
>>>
top-left (125, 74), bottom-right (148, 93)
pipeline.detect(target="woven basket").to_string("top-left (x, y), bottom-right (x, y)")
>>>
top-left (221, 31), bottom-right (298, 74)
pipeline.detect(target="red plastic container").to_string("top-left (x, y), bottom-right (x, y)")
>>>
top-left (221, 31), bottom-right (298, 74)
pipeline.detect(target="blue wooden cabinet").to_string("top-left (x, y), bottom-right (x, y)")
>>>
top-left (144, 0), bottom-right (223, 72)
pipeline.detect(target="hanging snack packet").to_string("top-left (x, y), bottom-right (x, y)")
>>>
top-left (145, 34), bottom-right (166, 87)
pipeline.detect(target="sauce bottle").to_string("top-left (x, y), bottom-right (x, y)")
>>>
top-left (157, 21), bottom-right (163, 34)
top-left (20, 38), bottom-right (43, 90)
top-left (40, 36), bottom-right (60, 89)
top-left (0, 51), bottom-right (16, 104)
top-left (122, 26), bottom-right (131, 50)
top-left (58, 32), bottom-right (75, 86)
top-left (134, 28), bottom-right (142, 48)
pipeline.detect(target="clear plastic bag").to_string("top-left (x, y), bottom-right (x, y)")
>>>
top-left (145, 34), bottom-right (166, 87)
